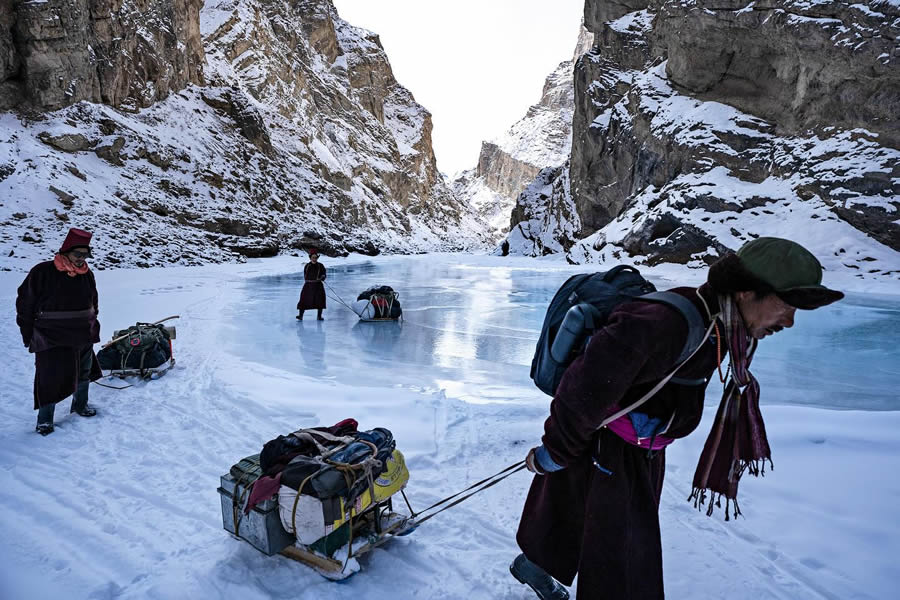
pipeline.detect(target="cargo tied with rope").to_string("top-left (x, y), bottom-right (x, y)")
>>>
top-left (321, 281), bottom-right (403, 322)
top-left (96, 315), bottom-right (179, 379)
top-left (352, 285), bottom-right (402, 321)
top-left (218, 419), bottom-right (526, 580)
top-left (218, 419), bottom-right (414, 579)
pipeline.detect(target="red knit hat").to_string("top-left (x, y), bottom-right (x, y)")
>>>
top-left (59, 228), bottom-right (93, 255)
top-left (307, 247), bottom-right (320, 257)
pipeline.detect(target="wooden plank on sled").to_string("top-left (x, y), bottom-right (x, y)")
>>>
top-left (279, 514), bottom-right (414, 578)
top-left (280, 545), bottom-right (345, 574)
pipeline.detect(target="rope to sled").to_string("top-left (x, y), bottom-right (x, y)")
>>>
top-left (405, 460), bottom-right (528, 526)
top-left (92, 380), bottom-right (133, 390)
top-left (321, 280), bottom-right (359, 315)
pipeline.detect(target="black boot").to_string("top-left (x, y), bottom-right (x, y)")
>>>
top-left (71, 405), bottom-right (97, 417)
top-left (510, 553), bottom-right (569, 600)
top-left (35, 423), bottom-right (55, 436)
top-left (317, 309), bottom-right (324, 321)
top-left (297, 311), bottom-right (304, 320)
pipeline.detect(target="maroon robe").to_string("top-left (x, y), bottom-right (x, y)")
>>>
top-left (516, 285), bottom-right (722, 599)
top-left (16, 261), bottom-right (102, 409)
top-left (297, 262), bottom-right (327, 310)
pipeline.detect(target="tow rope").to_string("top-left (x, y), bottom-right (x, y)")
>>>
top-left (402, 460), bottom-right (528, 526)
top-left (322, 280), bottom-right (360, 316)
top-left (93, 380), bottom-right (133, 390)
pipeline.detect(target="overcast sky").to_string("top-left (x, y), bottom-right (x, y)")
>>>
top-left (331, 0), bottom-right (585, 176)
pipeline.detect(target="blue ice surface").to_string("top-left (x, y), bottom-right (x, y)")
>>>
top-left (225, 259), bottom-right (900, 411)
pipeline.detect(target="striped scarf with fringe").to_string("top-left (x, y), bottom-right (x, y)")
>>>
top-left (689, 294), bottom-right (772, 520)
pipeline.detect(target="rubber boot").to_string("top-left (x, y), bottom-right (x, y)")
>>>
top-left (509, 553), bottom-right (570, 600)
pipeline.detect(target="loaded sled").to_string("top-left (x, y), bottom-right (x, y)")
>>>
top-left (352, 285), bottom-right (402, 322)
top-left (96, 316), bottom-right (178, 379)
top-left (218, 419), bottom-right (417, 579)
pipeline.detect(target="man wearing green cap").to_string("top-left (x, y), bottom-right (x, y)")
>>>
top-left (511, 237), bottom-right (843, 600)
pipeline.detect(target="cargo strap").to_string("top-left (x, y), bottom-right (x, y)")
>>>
top-left (287, 439), bottom-right (381, 538)
top-left (232, 468), bottom-right (259, 539)
top-left (289, 428), bottom-right (357, 459)
top-left (287, 438), bottom-right (382, 575)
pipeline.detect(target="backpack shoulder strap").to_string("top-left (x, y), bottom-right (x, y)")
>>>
top-left (637, 291), bottom-right (706, 365)
top-left (595, 300), bottom-right (716, 431)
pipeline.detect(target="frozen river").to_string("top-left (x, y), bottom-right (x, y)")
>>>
top-left (3, 253), bottom-right (899, 600)
top-left (226, 257), bottom-right (900, 411)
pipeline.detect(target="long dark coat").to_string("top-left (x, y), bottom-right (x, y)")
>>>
top-left (16, 261), bottom-right (102, 409)
top-left (516, 285), bottom-right (722, 600)
top-left (297, 262), bottom-right (327, 310)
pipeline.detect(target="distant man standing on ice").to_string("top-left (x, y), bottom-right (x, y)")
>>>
top-left (297, 248), bottom-right (327, 320)
top-left (16, 228), bottom-right (103, 436)
top-left (510, 238), bottom-right (844, 600)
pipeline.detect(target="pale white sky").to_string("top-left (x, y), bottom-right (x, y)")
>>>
top-left (332, 0), bottom-right (585, 176)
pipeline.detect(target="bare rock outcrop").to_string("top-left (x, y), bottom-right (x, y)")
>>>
top-left (1, 0), bottom-right (204, 112)
top-left (659, 0), bottom-right (900, 147)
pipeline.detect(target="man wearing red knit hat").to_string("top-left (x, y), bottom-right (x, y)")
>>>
top-left (16, 228), bottom-right (103, 435)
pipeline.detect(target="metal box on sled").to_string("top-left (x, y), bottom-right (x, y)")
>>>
top-left (218, 471), bottom-right (294, 556)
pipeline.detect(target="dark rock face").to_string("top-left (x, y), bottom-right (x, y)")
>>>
top-left (475, 141), bottom-right (542, 204)
top-left (532, 0), bottom-right (900, 271)
top-left (38, 132), bottom-right (94, 152)
top-left (1, 0), bottom-right (205, 112)
top-left (659, 0), bottom-right (900, 148)
top-left (200, 89), bottom-right (272, 153)
top-left (506, 163), bottom-right (582, 256)
top-left (620, 213), bottom-right (728, 266)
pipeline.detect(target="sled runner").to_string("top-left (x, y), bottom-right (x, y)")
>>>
top-left (352, 286), bottom-right (402, 321)
top-left (97, 316), bottom-right (178, 379)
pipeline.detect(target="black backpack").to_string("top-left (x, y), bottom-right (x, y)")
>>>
top-left (531, 265), bottom-right (708, 396)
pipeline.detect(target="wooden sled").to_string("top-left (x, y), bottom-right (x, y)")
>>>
top-left (358, 316), bottom-right (402, 323)
top-left (279, 503), bottom-right (416, 580)
top-left (104, 357), bottom-right (175, 380)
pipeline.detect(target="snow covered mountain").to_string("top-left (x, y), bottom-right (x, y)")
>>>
top-left (452, 26), bottom-right (593, 243)
top-left (505, 0), bottom-right (900, 284)
top-left (0, 0), bottom-right (490, 271)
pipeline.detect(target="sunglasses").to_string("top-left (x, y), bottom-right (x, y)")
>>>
top-left (70, 250), bottom-right (91, 259)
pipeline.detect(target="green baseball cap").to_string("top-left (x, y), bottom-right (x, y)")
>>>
top-left (736, 237), bottom-right (844, 309)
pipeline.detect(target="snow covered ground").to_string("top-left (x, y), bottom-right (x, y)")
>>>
top-left (1, 253), bottom-right (898, 599)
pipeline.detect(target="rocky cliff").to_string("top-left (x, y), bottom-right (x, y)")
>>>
top-left (506, 0), bottom-right (900, 283)
top-left (0, 0), bottom-right (489, 270)
top-left (1, 0), bottom-right (204, 112)
top-left (453, 26), bottom-right (592, 242)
